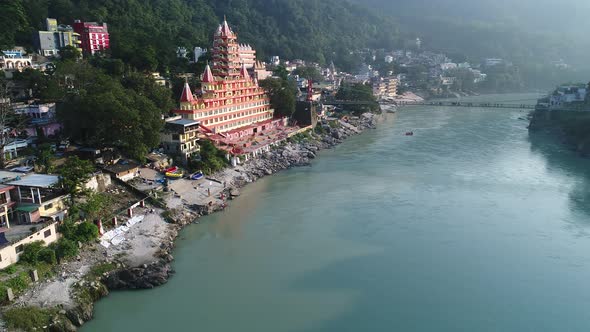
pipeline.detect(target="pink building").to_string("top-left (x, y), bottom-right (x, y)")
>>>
top-left (73, 20), bottom-right (110, 55)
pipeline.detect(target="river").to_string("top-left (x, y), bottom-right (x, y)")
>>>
top-left (84, 94), bottom-right (590, 332)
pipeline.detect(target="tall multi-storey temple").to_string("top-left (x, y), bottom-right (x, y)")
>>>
top-left (173, 19), bottom-right (276, 139)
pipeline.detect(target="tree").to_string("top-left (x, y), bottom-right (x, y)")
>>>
top-left (58, 45), bottom-right (81, 62)
top-left (293, 66), bottom-right (322, 82)
top-left (12, 68), bottom-right (49, 99)
top-left (0, 78), bottom-right (28, 168)
top-left (54, 62), bottom-right (164, 160)
top-left (0, 0), bottom-right (28, 49)
top-left (260, 77), bottom-right (297, 118)
top-left (73, 222), bottom-right (99, 243)
top-left (79, 193), bottom-right (113, 222)
top-left (58, 156), bottom-right (94, 204)
top-left (19, 241), bottom-right (45, 265)
top-left (35, 143), bottom-right (54, 174)
top-left (51, 238), bottom-right (78, 260)
top-left (190, 140), bottom-right (228, 174)
top-left (336, 83), bottom-right (380, 115)
top-left (273, 65), bottom-right (290, 81)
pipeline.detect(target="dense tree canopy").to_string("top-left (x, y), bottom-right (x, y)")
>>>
top-left (259, 77), bottom-right (297, 118)
top-left (1, 0), bottom-right (401, 72)
top-left (336, 83), bottom-right (380, 115)
top-left (54, 61), bottom-right (168, 159)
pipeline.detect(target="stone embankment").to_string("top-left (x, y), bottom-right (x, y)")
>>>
top-left (106, 113), bottom-right (380, 294)
top-left (4, 113), bottom-right (380, 331)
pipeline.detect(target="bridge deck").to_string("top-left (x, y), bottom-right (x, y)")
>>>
top-left (393, 101), bottom-right (536, 109)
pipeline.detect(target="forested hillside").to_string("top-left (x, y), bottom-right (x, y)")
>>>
top-left (0, 0), bottom-right (401, 71)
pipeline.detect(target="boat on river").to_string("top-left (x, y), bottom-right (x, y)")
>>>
top-left (164, 166), bottom-right (183, 179)
top-left (165, 171), bottom-right (183, 179)
top-left (190, 172), bottom-right (204, 180)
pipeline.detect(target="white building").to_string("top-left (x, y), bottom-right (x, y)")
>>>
top-left (0, 49), bottom-right (33, 72)
top-left (549, 85), bottom-right (587, 107)
top-left (270, 56), bottom-right (280, 66)
top-left (176, 47), bottom-right (188, 58)
top-left (239, 44), bottom-right (256, 69)
top-left (194, 47), bottom-right (207, 63)
top-left (13, 103), bottom-right (56, 122)
top-left (484, 58), bottom-right (504, 67)
top-left (440, 63), bottom-right (458, 71)
top-left (384, 55), bottom-right (394, 64)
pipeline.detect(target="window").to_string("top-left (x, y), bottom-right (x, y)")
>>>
top-left (44, 203), bottom-right (53, 210)
top-left (15, 245), bottom-right (23, 253)
top-left (44, 229), bottom-right (51, 238)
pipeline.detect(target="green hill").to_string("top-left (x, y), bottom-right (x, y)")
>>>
top-left (0, 0), bottom-right (401, 71)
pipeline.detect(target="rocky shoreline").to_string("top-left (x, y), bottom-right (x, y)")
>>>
top-left (105, 113), bottom-right (380, 292)
top-left (3, 112), bottom-right (381, 331)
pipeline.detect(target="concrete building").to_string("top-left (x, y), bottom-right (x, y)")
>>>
top-left (173, 19), bottom-right (274, 134)
top-left (372, 76), bottom-right (398, 99)
top-left (73, 20), bottom-right (110, 55)
top-left (0, 222), bottom-right (58, 269)
top-left (253, 61), bottom-right (271, 81)
top-left (161, 118), bottom-right (201, 165)
top-left (0, 49), bottom-right (33, 71)
top-left (6, 174), bottom-right (68, 223)
top-left (176, 47), bottom-right (188, 58)
top-left (104, 161), bottom-right (140, 182)
top-left (34, 18), bottom-right (82, 57)
top-left (270, 56), bottom-right (280, 66)
top-left (440, 63), bottom-right (458, 71)
top-left (484, 58), bottom-right (504, 67)
top-left (549, 85), bottom-right (588, 107)
top-left (194, 47), bottom-right (207, 63)
top-left (239, 44), bottom-right (256, 69)
top-left (13, 103), bottom-right (55, 122)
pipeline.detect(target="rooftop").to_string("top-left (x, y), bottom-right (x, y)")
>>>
top-left (0, 170), bottom-right (24, 184)
top-left (168, 119), bottom-right (200, 127)
top-left (104, 161), bottom-right (140, 175)
top-left (6, 174), bottom-right (60, 188)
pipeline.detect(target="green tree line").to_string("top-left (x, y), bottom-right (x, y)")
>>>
top-left (1, 0), bottom-right (402, 72)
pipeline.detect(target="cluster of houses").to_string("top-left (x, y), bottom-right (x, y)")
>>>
top-left (536, 84), bottom-right (588, 110)
top-left (0, 171), bottom-right (67, 269)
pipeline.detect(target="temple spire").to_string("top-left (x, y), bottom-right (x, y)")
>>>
top-left (202, 62), bottom-right (214, 83)
top-left (220, 16), bottom-right (233, 37)
top-left (179, 82), bottom-right (194, 103)
top-left (240, 63), bottom-right (250, 80)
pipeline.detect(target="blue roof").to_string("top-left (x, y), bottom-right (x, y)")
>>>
top-left (168, 119), bottom-right (199, 126)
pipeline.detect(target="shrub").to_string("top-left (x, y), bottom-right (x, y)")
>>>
top-left (1, 265), bottom-right (16, 274)
top-left (19, 241), bottom-right (45, 265)
top-left (74, 222), bottom-right (99, 243)
top-left (58, 218), bottom-right (77, 240)
top-left (38, 248), bottom-right (56, 265)
top-left (88, 263), bottom-right (117, 279)
top-left (52, 238), bottom-right (79, 259)
top-left (3, 307), bottom-right (54, 331)
top-left (6, 272), bottom-right (30, 293)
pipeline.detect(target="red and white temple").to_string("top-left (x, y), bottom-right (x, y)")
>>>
top-left (172, 18), bottom-right (296, 160)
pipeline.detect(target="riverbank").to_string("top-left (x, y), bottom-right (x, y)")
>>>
top-left (529, 109), bottom-right (590, 156)
top-left (0, 112), bottom-right (381, 331)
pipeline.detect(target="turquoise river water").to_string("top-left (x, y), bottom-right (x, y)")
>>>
top-left (84, 94), bottom-right (590, 332)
